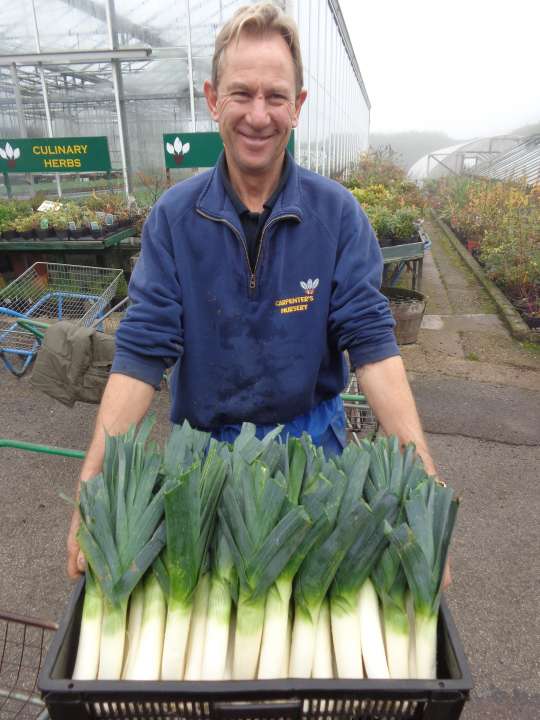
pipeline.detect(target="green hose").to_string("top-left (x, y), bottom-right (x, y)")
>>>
top-left (0, 438), bottom-right (85, 459)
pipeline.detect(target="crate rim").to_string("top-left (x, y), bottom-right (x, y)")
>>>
top-left (39, 580), bottom-right (472, 702)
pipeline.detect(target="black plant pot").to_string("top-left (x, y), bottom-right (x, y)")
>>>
top-left (524, 313), bottom-right (540, 330)
top-left (36, 229), bottom-right (49, 240)
top-left (2, 230), bottom-right (16, 241)
top-left (21, 230), bottom-right (35, 240)
top-left (56, 228), bottom-right (68, 240)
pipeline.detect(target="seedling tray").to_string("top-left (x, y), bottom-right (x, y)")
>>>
top-left (39, 581), bottom-right (471, 720)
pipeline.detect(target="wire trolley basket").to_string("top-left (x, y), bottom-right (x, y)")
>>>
top-left (0, 263), bottom-right (123, 376)
top-left (342, 373), bottom-right (379, 442)
top-left (0, 611), bottom-right (57, 720)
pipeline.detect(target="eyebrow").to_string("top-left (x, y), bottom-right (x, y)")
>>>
top-left (226, 81), bottom-right (291, 95)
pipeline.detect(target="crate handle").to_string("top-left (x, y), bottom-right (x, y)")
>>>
top-left (213, 699), bottom-right (302, 719)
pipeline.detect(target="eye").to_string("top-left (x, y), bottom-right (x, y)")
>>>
top-left (231, 91), bottom-right (250, 100)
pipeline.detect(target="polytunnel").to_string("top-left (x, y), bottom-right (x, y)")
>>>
top-left (407, 136), bottom-right (523, 184)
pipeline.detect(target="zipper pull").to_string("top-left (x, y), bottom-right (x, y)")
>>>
top-left (249, 274), bottom-right (256, 290)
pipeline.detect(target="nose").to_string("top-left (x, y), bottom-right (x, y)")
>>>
top-left (246, 94), bottom-right (271, 128)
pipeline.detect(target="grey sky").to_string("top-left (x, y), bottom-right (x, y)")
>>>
top-left (339, 0), bottom-right (540, 139)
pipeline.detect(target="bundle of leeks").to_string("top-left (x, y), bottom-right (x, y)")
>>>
top-left (71, 423), bottom-right (458, 682)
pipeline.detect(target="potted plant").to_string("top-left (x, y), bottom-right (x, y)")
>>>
top-left (1, 218), bottom-right (18, 241)
top-left (51, 210), bottom-right (70, 240)
top-left (82, 210), bottom-right (102, 239)
top-left (35, 214), bottom-right (51, 240)
top-left (16, 213), bottom-right (39, 239)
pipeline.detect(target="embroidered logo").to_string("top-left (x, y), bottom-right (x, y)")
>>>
top-left (300, 278), bottom-right (319, 295)
top-left (275, 278), bottom-right (319, 315)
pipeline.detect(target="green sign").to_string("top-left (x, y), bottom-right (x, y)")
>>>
top-left (0, 136), bottom-right (111, 174)
top-left (163, 131), bottom-right (294, 169)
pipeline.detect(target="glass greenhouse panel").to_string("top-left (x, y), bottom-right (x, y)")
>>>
top-left (33, 0), bottom-right (110, 51)
top-left (1, 0), bottom-right (370, 194)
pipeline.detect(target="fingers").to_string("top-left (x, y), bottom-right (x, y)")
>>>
top-left (67, 508), bottom-right (83, 580)
top-left (442, 558), bottom-right (452, 591)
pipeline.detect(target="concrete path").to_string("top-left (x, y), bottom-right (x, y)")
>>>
top-left (401, 220), bottom-right (540, 719)
top-left (0, 217), bottom-right (538, 718)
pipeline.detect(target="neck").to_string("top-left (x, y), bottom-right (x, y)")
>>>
top-left (226, 154), bottom-right (285, 213)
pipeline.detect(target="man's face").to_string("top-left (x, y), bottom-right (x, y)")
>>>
top-left (204, 32), bottom-right (307, 178)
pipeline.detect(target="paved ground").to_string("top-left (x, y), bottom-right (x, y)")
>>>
top-left (0, 218), bottom-right (538, 718)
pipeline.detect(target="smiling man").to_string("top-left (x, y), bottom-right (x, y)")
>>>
top-left (67, 3), bottom-right (441, 579)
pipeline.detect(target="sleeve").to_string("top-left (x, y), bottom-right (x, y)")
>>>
top-left (328, 193), bottom-right (400, 369)
top-left (111, 202), bottom-right (184, 388)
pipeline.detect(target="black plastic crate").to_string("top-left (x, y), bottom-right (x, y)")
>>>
top-left (39, 581), bottom-right (471, 720)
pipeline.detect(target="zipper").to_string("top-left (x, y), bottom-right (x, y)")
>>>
top-left (197, 207), bottom-right (300, 294)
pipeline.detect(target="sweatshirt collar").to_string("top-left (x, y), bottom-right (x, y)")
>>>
top-left (196, 149), bottom-right (304, 226)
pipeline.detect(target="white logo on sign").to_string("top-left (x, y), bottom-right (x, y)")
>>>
top-left (166, 137), bottom-right (191, 165)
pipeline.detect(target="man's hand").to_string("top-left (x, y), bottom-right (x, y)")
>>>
top-left (65, 373), bottom-right (156, 579)
top-left (67, 508), bottom-right (86, 579)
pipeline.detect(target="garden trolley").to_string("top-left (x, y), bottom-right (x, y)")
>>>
top-left (0, 438), bottom-right (471, 720)
top-left (0, 262), bottom-right (123, 376)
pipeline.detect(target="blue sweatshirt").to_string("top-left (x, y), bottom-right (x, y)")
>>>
top-left (112, 154), bottom-right (399, 429)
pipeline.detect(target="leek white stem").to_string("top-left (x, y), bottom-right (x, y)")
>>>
top-left (122, 582), bottom-right (144, 679)
top-left (233, 590), bottom-right (265, 679)
top-left (223, 610), bottom-right (236, 681)
top-left (125, 574), bottom-right (166, 680)
top-left (289, 604), bottom-right (320, 678)
top-left (185, 574), bottom-right (210, 680)
top-left (383, 603), bottom-right (409, 679)
top-left (415, 612), bottom-right (438, 679)
top-left (282, 611), bottom-right (292, 678)
top-left (97, 599), bottom-right (128, 680)
top-left (407, 593), bottom-right (417, 677)
top-left (161, 600), bottom-right (192, 680)
top-left (73, 580), bottom-right (103, 680)
top-left (258, 578), bottom-right (292, 679)
top-left (201, 575), bottom-right (232, 680)
top-left (357, 579), bottom-right (389, 679)
top-left (330, 592), bottom-right (363, 679)
top-left (313, 599), bottom-right (334, 679)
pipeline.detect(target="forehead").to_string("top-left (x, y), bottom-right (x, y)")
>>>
top-left (219, 31), bottom-right (296, 90)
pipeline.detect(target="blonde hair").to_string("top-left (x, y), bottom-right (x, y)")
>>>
top-left (212, 2), bottom-right (304, 95)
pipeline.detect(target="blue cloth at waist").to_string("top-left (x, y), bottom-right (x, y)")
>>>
top-left (210, 395), bottom-right (347, 457)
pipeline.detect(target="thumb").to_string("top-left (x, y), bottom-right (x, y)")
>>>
top-left (77, 552), bottom-right (87, 573)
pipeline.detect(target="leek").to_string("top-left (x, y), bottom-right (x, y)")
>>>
top-left (290, 453), bottom-right (374, 678)
top-left (387, 478), bottom-right (459, 678)
top-left (75, 416), bottom-right (166, 680)
top-left (72, 569), bottom-right (103, 680)
top-left (124, 571), bottom-right (166, 680)
top-left (200, 531), bottom-right (236, 680)
top-left (121, 581), bottom-right (144, 678)
top-left (161, 435), bottom-right (228, 680)
top-left (219, 459), bottom-right (311, 679)
top-left (312, 598), bottom-right (333, 678)
top-left (184, 573), bottom-right (211, 679)
top-left (371, 545), bottom-right (410, 678)
top-left (330, 491), bottom-right (397, 679)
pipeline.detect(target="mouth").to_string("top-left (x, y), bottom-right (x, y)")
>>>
top-left (237, 131), bottom-right (274, 146)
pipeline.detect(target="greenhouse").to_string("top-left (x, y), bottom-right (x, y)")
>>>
top-left (0, 0), bottom-right (370, 198)
top-left (407, 135), bottom-right (525, 184)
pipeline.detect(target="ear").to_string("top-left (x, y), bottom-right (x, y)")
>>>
top-left (291, 89), bottom-right (308, 128)
top-left (204, 80), bottom-right (220, 122)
